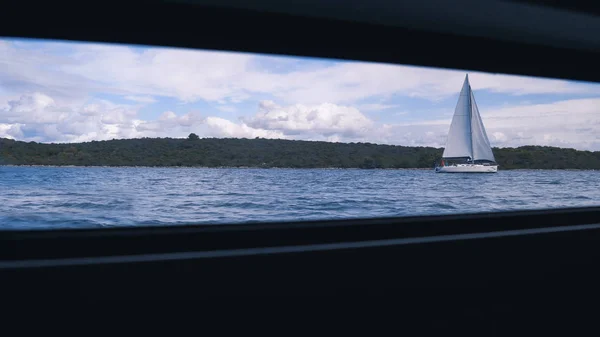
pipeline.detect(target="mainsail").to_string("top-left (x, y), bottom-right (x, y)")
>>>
top-left (442, 74), bottom-right (495, 162)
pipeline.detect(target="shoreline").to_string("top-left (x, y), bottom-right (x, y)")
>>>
top-left (3, 137), bottom-right (599, 171)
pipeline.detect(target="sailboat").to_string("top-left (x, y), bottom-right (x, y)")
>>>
top-left (435, 74), bottom-right (498, 173)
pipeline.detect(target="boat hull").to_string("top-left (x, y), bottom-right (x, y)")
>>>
top-left (435, 164), bottom-right (498, 173)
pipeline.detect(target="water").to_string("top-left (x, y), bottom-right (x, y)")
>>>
top-left (1, 166), bottom-right (599, 230)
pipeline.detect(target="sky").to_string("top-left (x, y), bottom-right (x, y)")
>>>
top-left (1, 37), bottom-right (600, 150)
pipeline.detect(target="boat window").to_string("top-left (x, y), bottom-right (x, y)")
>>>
top-left (2, 37), bottom-right (600, 230)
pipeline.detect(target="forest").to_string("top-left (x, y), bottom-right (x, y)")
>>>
top-left (1, 134), bottom-right (600, 169)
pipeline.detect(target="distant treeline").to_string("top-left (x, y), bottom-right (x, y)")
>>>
top-left (1, 135), bottom-right (600, 169)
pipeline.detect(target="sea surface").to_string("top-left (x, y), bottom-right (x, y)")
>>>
top-left (1, 166), bottom-right (599, 230)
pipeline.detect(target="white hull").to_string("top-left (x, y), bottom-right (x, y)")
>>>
top-left (435, 164), bottom-right (498, 173)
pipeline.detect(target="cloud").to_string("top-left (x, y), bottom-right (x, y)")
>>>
top-left (0, 93), bottom-right (141, 142)
top-left (238, 63), bottom-right (600, 104)
top-left (374, 98), bottom-right (600, 150)
top-left (0, 93), bottom-right (372, 144)
top-left (57, 44), bottom-right (253, 103)
top-left (482, 98), bottom-right (600, 150)
top-left (493, 132), bottom-right (508, 143)
top-left (3, 38), bottom-right (600, 151)
top-left (0, 123), bottom-right (22, 139)
top-left (204, 117), bottom-right (285, 139)
top-left (134, 111), bottom-right (203, 136)
top-left (3, 90), bottom-right (600, 151)
top-left (3, 38), bottom-right (600, 108)
top-left (243, 100), bottom-right (374, 139)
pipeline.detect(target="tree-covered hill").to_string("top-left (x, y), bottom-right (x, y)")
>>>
top-left (1, 135), bottom-right (600, 169)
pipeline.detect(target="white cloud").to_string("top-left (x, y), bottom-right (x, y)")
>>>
top-left (482, 98), bottom-right (600, 150)
top-left (2, 90), bottom-right (600, 151)
top-left (493, 132), bottom-right (508, 142)
top-left (0, 123), bottom-right (22, 139)
top-left (244, 100), bottom-right (373, 139)
top-left (58, 44), bottom-right (253, 103)
top-left (3, 38), bottom-right (600, 108)
top-left (374, 98), bottom-right (600, 150)
top-left (1, 93), bottom-right (66, 124)
top-left (204, 117), bottom-right (285, 139)
top-left (0, 93), bottom-right (142, 143)
top-left (0, 93), bottom-right (370, 144)
top-left (2, 38), bottom-right (600, 150)
top-left (132, 101), bottom-right (373, 141)
top-left (134, 111), bottom-right (203, 136)
top-left (238, 63), bottom-right (600, 104)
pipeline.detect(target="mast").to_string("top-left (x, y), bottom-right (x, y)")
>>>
top-left (466, 74), bottom-right (474, 161)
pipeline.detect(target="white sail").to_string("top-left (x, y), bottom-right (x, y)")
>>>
top-left (469, 89), bottom-right (496, 162)
top-left (441, 74), bottom-right (495, 162)
top-left (442, 75), bottom-right (473, 159)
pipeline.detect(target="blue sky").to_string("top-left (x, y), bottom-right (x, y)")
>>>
top-left (2, 37), bottom-right (600, 150)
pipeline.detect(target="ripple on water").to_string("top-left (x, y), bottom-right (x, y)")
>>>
top-left (534, 179), bottom-right (563, 185)
top-left (1, 167), bottom-right (600, 229)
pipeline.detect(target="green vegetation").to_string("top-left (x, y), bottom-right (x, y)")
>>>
top-left (1, 136), bottom-right (600, 169)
